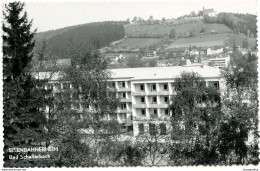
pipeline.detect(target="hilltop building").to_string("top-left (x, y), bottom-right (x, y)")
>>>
top-left (202, 7), bottom-right (217, 17)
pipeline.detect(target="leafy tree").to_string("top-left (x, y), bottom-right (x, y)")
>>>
top-left (220, 52), bottom-right (258, 164)
top-left (3, 2), bottom-right (50, 167)
top-left (169, 72), bottom-right (221, 165)
top-left (54, 48), bottom-right (121, 166)
top-left (126, 56), bottom-right (145, 68)
top-left (169, 29), bottom-right (177, 39)
top-left (146, 59), bottom-right (157, 67)
top-left (200, 27), bottom-right (206, 33)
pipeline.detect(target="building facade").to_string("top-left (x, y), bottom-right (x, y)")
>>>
top-left (110, 65), bottom-right (223, 136)
top-left (34, 65), bottom-right (223, 137)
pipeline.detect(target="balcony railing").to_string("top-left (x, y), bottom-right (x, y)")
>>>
top-left (134, 115), bottom-right (170, 121)
top-left (117, 109), bottom-right (132, 113)
top-left (132, 91), bottom-right (146, 96)
top-left (132, 104), bottom-right (147, 108)
top-left (120, 98), bottom-right (132, 102)
top-left (147, 104), bottom-right (169, 108)
top-left (117, 88), bottom-right (131, 92)
top-left (157, 91), bottom-right (170, 95)
top-left (146, 91), bottom-right (158, 95)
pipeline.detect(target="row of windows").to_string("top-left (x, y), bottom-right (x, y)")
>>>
top-left (47, 82), bottom-right (79, 90)
top-left (112, 81), bottom-right (130, 88)
top-left (135, 81), bottom-right (219, 92)
top-left (140, 109), bottom-right (169, 116)
top-left (136, 83), bottom-right (168, 91)
top-left (138, 123), bottom-right (167, 135)
top-left (139, 96), bottom-right (169, 104)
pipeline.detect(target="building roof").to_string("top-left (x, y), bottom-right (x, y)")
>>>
top-left (33, 65), bottom-right (222, 81)
top-left (110, 65), bottom-right (221, 80)
top-left (203, 9), bottom-right (214, 15)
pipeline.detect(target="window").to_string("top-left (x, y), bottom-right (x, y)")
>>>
top-left (160, 123), bottom-right (167, 135)
top-left (84, 103), bottom-right (90, 109)
top-left (209, 81), bottom-right (219, 90)
top-left (112, 82), bottom-right (116, 88)
top-left (141, 97), bottom-right (145, 103)
top-left (121, 103), bottom-right (127, 110)
top-left (140, 84), bottom-right (144, 91)
top-left (110, 113), bottom-right (117, 120)
top-left (165, 109), bottom-right (169, 115)
top-left (150, 84), bottom-right (156, 91)
top-left (164, 96), bottom-right (168, 103)
top-left (121, 92), bottom-right (126, 99)
top-left (130, 115), bottom-right (133, 120)
top-left (141, 109), bottom-right (146, 116)
top-left (163, 84), bottom-right (168, 90)
top-left (152, 96), bottom-right (157, 104)
top-left (47, 84), bottom-right (53, 90)
top-left (213, 82), bottom-right (219, 89)
top-left (138, 124), bottom-right (144, 135)
top-left (149, 123), bottom-right (157, 135)
top-left (151, 109), bottom-right (158, 117)
top-left (119, 81), bottom-right (125, 88)
top-left (121, 113), bottom-right (126, 120)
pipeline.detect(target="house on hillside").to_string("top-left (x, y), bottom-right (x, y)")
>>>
top-left (207, 48), bottom-right (224, 56)
top-left (190, 49), bottom-right (200, 56)
top-left (145, 51), bottom-right (157, 57)
top-left (203, 8), bottom-right (217, 17)
top-left (208, 56), bottom-right (230, 69)
top-left (199, 49), bottom-right (207, 56)
top-left (238, 47), bottom-right (249, 55)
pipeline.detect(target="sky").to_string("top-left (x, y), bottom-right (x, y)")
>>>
top-left (9, 0), bottom-right (258, 32)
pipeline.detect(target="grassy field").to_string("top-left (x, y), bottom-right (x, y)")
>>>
top-left (124, 21), bottom-right (232, 37)
top-left (166, 33), bottom-right (229, 48)
top-left (113, 38), bottom-right (163, 50)
top-left (227, 33), bottom-right (256, 49)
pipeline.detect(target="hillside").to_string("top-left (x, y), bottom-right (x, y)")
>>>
top-left (125, 21), bottom-right (232, 38)
top-left (34, 22), bottom-right (126, 59)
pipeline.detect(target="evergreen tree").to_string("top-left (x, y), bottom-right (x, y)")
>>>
top-left (3, 2), bottom-right (48, 167)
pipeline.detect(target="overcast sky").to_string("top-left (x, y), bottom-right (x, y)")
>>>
top-left (19, 0), bottom-right (257, 32)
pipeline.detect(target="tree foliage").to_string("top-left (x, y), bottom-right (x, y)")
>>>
top-left (3, 2), bottom-right (51, 167)
top-left (35, 22), bottom-right (125, 59)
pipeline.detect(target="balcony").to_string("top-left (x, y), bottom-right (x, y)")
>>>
top-left (117, 109), bottom-right (132, 113)
top-left (157, 91), bottom-right (170, 95)
top-left (120, 98), bottom-right (132, 102)
top-left (118, 119), bottom-right (127, 123)
top-left (132, 104), bottom-right (147, 108)
top-left (117, 88), bottom-right (131, 92)
top-left (132, 91), bottom-right (146, 96)
top-left (146, 91), bottom-right (158, 96)
top-left (147, 104), bottom-right (168, 108)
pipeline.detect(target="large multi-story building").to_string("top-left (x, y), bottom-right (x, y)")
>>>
top-left (110, 65), bottom-right (223, 136)
top-left (208, 56), bottom-right (230, 69)
top-left (34, 64), bottom-right (223, 137)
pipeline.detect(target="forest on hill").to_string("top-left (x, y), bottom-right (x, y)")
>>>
top-left (204, 12), bottom-right (257, 37)
top-left (35, 22), bottom-right (126, 59)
